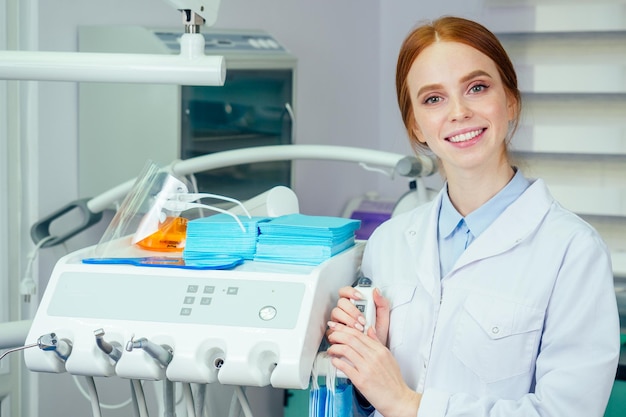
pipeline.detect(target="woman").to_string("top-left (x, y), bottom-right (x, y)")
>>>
top-left (326, 16), bottom-right (620, 417)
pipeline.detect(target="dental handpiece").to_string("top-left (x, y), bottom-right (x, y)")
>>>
top-left (352, 276), bottom-right (376, 332)
top-left (0, 332), bottom-right (72, 362)
top-left (126, 337), bottom-right (173, 368)
top-left (94, 328), bottom-right (122, 363)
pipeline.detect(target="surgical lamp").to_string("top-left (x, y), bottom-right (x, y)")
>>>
top-left (0, 0), bottom-right (225, 86)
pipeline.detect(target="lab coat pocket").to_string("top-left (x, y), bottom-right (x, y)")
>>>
top-left (453, 294), bottom-right (544, 383)
top-left (384, 284), bottom-right (417, 350)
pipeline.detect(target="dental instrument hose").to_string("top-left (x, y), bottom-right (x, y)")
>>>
top-left (227, 386), bottom-right (255, 417)
top-left (227, 389), bottom-right (240, 417)
top-left (130, 379), bottom-right (149, 417)
top-left (195, 384), bottom-right (207, 417)
top-left (72, 375), bottom-right (134, 413)
top-left (235, 386), bottom-right (254, 417)
top-left (164, 379), bottom-right (175, 417)
top-left (130, 380), bottom-right (141, 417)
top-left (182, 382), bottom-right (196, 417)
top-left (85, 376), bottom-right (103, 417)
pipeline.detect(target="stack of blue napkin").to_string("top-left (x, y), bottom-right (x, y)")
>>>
top-left (254, 214), bottom-right (361, 265)
top-left (183, 214), bottom-right (269, 261)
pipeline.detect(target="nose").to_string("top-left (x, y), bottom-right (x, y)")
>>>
top-left (448, 96), bottom-right (472, 122)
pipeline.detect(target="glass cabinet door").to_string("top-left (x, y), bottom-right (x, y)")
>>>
top-left (181, 69), bottom-right (293, 201)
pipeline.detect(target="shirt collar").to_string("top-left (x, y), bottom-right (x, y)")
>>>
top-left (439, 187), bottom-right (464, 239)
top-left (438, 168), bottom-right (530, 240)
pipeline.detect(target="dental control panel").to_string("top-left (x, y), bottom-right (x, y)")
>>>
top-left (46, 272), bottom-right (304, 329)
top-left (24, 242), bottom-right (362, 389)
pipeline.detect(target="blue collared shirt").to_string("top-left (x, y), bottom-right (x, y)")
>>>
top-left (438, 169), bottom-right (530, 278)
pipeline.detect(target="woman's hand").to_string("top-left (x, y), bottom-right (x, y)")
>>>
top-left (327, 286), bottom-right (391, 346)
top-left (325, 286), bottom-right (420, 416)
top-left (326, 322), bottom-right (421, 417)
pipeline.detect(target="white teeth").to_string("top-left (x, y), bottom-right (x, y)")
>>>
top-left (448, 129), bottom-right (483, 143)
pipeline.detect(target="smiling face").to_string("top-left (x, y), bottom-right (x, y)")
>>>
top-left (407, 41), bottom-right (517, 179)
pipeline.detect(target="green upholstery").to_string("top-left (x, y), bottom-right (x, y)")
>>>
top-left (605, 380), bottom-right (626, 417)
top-left (605, 333), bottom-right (626, 417)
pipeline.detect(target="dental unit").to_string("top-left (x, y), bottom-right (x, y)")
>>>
top-left (16, 144), bottom-right (435, 386)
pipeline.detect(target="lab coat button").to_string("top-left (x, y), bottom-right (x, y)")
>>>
top-left (491, 326), bottom-right (500, 334)
top-left (409, 230), bottom-right (416, 236)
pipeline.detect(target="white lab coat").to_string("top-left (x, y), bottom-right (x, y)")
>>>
top-left (360, 178), bottom-right (620, 417)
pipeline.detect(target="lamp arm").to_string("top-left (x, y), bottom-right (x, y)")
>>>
top-left (0, 1), bottom-right (225, 85)
top-left (29, 144), bottom-right (435, 247)
top-left (87, 144), bottom-right (436, 214)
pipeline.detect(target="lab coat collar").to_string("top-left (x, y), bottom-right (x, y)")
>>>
top-left (452, 178), bottom-right (553, 272)
top-left (439, 185), bottom-right (463, 240)
top-left (404, 189), bottom-right (445, 297)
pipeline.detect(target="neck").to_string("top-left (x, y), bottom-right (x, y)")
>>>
top-left (446, 163), bottom-right (515, 216)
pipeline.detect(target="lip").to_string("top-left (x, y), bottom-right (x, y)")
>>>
top-left (445, 127), bottom-right (486, 143)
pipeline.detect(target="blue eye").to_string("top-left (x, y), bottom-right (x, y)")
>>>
top-left (424, 96), bottom-right (441, 104)
top-left (469, 84), bottom-right (488, 93)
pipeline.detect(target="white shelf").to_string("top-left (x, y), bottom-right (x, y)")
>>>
top-left (513, 126), bottom-right (626, 155)
top-left (499, 31), bottom-right (626, 58)
top-left (612, 251), bottom-right (626, 277)
top-left (548, 185), bottom-right (626, 217)
top-left (516, 64), bottom-right (626, 93)
top-left (485, 3), bottom-right (626, 33)
top-left (498, 31), bottom-right (626, 93)
top-left (486, 0), bottom-right (626, 4)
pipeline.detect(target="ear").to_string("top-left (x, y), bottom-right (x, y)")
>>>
top-left (506, 96), bottom-right (519, 122)
top-left (408, 113), bottom-right (426, 143)
top-left (412, 125), bottom-right (426, 144)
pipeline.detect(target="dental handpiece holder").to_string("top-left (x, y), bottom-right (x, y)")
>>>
top-left (105, 336), bottom-right (173, 381)
top-left (40, 333), bottom-right (73, 362)
top-left (126, 337), bottom-right (173, 367)
top-left (94, 328), bottom-right (123, 363)
top-left (13, 333), bottom-right (74, 373)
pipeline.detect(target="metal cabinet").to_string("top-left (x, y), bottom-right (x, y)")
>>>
top-left (78, 26), bottom-right (296, 202)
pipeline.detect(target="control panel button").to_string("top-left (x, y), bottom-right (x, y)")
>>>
top-left (259, 306), bottom-right (277, 321)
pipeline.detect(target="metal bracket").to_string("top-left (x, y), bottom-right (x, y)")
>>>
top-left (30, 198), bottom-right (103, 248)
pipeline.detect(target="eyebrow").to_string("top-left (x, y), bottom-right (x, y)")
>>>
top-left (416, 70), bottom-right (494, 98)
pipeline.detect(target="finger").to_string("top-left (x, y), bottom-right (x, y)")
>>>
top-left (373, 288), bottom-right (391, 345)
top-left (337, 285), bottom-right (361, 300)
top-left (373, 288), bottom-right (389, 311)
top-left (327, 329), bottom-right (385, 384)
top-left (329, 304), bottom-right (365, 332)
top-left (327, 322), bottom-right (379, 353)
top-left (366, 325), bottom-right (379, 342)
top-left (329, 354), bottom-right (359, 381)
top-left (337, 298), bottom-right (366, 330)
top-left (327, 338), bottom-right (367, 376)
